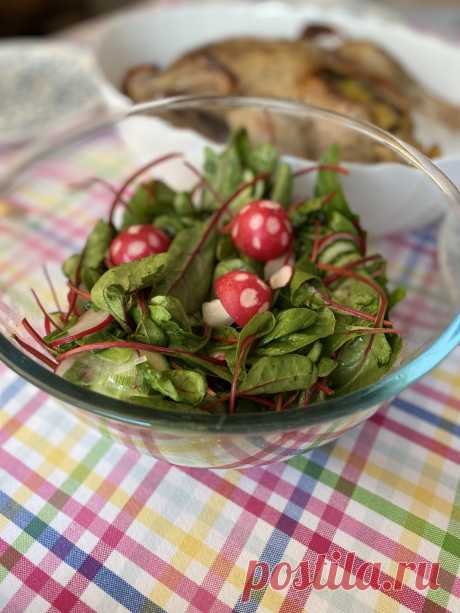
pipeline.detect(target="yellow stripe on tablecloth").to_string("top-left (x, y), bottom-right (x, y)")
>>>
top-left (333, 444), bottom-right (452, 518)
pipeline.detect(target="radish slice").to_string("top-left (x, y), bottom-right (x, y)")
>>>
top-left (50, 310), bottom-right (113, 347)
top-left (55, 357), bottom-right (77, 377)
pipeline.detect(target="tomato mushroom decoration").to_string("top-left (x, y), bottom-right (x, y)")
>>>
top-left (109, 224), bottom-right (171, 266)
top-left (230, 200), bottom-right (294, 289)
top-left (203, 271), bottom-right (272, 328)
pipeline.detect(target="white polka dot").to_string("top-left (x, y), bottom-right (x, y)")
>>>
top-left (257, 302), bottom-right (270, 314)
top-left (112, 240), bottom-right (122, 255)
top-left (256, 278), bottom-right (267, 290)
top-left (235, 273), bottom-right (249, 281)
top-left (127, 240), bottom-right (147, 258)
top-left (240, 288), bottom-right (258, 309)
top-left (281, 232), bottom-right (289, 247)
top-left (249, 213), bottom-right (264, 230)
top-left (252, 236), bottom-right (262, 250)
top-left (266, 217), bottom-right (281, 234)
top-left (148, 233), bottom-right (160, 248)
top-left (260, 202), bottom-right (281, 210)
top-left (127, 225), bottom-right (142, 235)
top-left (232, 222), bottom-right (239, 238)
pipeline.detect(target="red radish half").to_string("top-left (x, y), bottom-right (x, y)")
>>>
top-left (50, 310), bottom-right (113, 347)
top-left (264, 252), bottom-right (294, 289)
top-left (109, 224), bottom-right (170, 266)
top-left (213, 271), bottom-right (272, 327)
top-left (231, 200), bottom-right (293, 261)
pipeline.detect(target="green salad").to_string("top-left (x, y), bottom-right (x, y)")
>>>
top-left (18, 130), bottom-right (405, 414)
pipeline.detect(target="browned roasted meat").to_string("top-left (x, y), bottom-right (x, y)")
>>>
top-left (123, 34), bottom-right (459, 161)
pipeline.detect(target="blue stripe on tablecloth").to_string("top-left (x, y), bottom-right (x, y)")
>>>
top-left (0, 490), bottom-right (166, 613)
top-left (393, 396), bottom-right (460, 437)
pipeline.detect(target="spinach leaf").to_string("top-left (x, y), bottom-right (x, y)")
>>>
top-left (233, 311), bottom-right (276, 380)
top-left (77, 220), bottom-right (114, 291)
top-left (140, 363), bottom-right (207, 405)
top-left (314, 144), bottom-right (354, 220)
top-left (270, 162), bottom-right (293, 207)
top-left (289, 197), bottom-right (327, 228)
top-left (318, 356), bottom-right (337, 377)
top-left (149, 295), bottom-right (208, 351)
top-left (121, 180), bottom-right (175, 229)
top-left (216, 235), bottom-right (238, 261)
top-left (201, 144), bottom-right (243, 211)
top-left (257, 307), bottom-right (335, 356)
top-left (330, 332), bottom-right (397, 394)
top-left (178, 354), bottom-right (233, 382)
top-left (63, 254), bottom-right (81, 285)
top-left (388, 287), bottom-right (406, 310)
top-left (155, 223), bottom-right (217, 314)
top-left (239, 355), bottom-right (317, 394)
top-left (91, 252), bottom-right (168, 324)
top-left (153, 214), bottom-right (196, 237)
top-left (131, 302), bottom-right (167, 345)
top-left (214, 257), bottom-right (259, 281)
top-left (173, 191), bottom-right (194, 215)
top-left (236, 128), bottom-right (279, 174)
top-left (261, 308), bottom-right (318, 345)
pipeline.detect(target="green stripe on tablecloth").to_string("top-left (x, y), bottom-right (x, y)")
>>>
top-left (289, 455), bottom-right (460, 555)
top-left (425, 481), bottom-right (460, 610)
top-left (0, 436), bottom-right (111, 582)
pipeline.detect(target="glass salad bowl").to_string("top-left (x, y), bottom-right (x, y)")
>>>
top-left (0, 96), bottom-right (459, 469)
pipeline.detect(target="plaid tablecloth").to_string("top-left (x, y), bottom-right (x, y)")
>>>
top-left (1, 4), bottom-right (460, 613)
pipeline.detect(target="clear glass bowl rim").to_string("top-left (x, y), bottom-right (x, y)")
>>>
top-left (1, 94), bottom-right (460, 434)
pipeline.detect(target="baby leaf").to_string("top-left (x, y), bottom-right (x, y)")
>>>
top-left (318, 356), bottom-right (337, 377)
top-left (91, 253), bottom-right (168, 323)
top-left (239, 354), bottom-right (317, 395)
top-left (214, 257), bottom-right (258, 281)
top-left (131, 302), bottom-right (167, 345)
top-left (63, 254), bottom-right (81, 285)
top-left (141, 363), bottom-right (207, 405)
top-left (261, 308), bottom-right (318, 345)
top-left (149, 295), bottom-right (208, 351)
top-left (315, 145), bottom-right (354, 220)
top-left (121, 180), bottom-right (176, 229)
top-left (79, 220), bottom-right (115, 290)
top-left (270, 162), bottom-right (293, 207)
top-left (236, 128), bottom-right (279, 174)
top-left (201, 145), bottom-right (243, 211)
top-left (330, 333), bottom-right (395, 394)
top-left (257, 307), bottom-right (335, 356)
top-left (155, 223), bottom-right (217, 314)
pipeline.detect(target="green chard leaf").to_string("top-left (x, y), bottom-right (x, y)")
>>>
top-left (130, 301), bottom-right (167, 345)
top-left (201, 144), bottom-right (243, 211)
top-left (140, 363), bottom-right (207, 405)
top-left (149, 295), bottom-right (208, 351)
top-left (239, 354), bottom-right (318, 395)
top-left (121, 180), bottom-right (176, 228)
top-left (235, 128), bottom-right (279, 174)
top-left (260, 308), bottom-right (318, 344)
top-left (257, 307), bottom-right (335, 356)
top-left (71, 220), bottom-right (114, 291)
top-left (91, 252), bottom-right (168, 326)
top-left (330, 332), bottom-right (399, 394)
top-left (155, 223), bottom-right (217, 314)
top-left (270, 162), bottom-right (293, 207)
top-left (314, 144), bottom-right (354, 220)
top-left (63, 254), bottom-right (81, 285)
